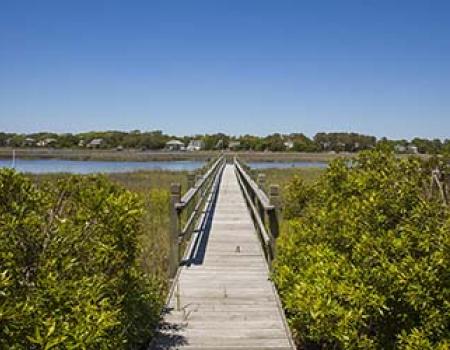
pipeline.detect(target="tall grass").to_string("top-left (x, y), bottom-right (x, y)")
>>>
top-left (253, 167), bottom-right (324, 205)
top-left (260, 167), bottom-right (324, 185)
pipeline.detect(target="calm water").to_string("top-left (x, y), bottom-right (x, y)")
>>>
top-left (0, 159), bottom-right (206, 174)
top-left (248, 161), bottom-right (327, 169)
top-left (0, 159), bottom-right (327, 174)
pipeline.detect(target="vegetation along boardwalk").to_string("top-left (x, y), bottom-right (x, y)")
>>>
top-left (152, 163), bottom-right (295, 350)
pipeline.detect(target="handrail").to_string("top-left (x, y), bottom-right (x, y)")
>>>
top-left (235, 168), bottom-right (272, 260)
top-left (234, 157), bottom-right (280, 265)
top-left (168, 155), bottom-right (225, 277)
top-left (235, 159), bottom-right (274, 210)
top-left (177, 156), bottom-right (224, 210)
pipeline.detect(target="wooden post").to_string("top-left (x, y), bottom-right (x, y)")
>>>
top-left (257, 173), bottom-right (266, 221)
top-left (187, 172), bottom-right (196, 188)
top-left (169, 183), bottom-right (181, 278)
top-left (257, 173), bottom-right (266, 191)
top-left (269, 184), bottom-right (281, 210)
top-left (268, 184), bottom-right (280, 257)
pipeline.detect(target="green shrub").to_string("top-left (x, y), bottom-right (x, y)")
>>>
top-left (283, 176), bottom-right (316, 220)
top-left (0, 169), bottom-right (164, 349)
top-left (273, 149), bottom-right (450, 349)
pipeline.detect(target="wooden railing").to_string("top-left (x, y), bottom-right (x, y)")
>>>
top-left (168, 155), bottom-right (226, 277)
top-left (234, 157), bottom-right (280, 265)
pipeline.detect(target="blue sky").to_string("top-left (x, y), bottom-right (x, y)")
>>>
top-left (0, 0), bottom-right (449, 139)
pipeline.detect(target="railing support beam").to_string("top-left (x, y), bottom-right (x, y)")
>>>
top-left (187, 172), bottom-right (196, 189)
top-left (268, 184), bottom-right (281, 256)
top-left (169, 183), bottom-right (181, 278)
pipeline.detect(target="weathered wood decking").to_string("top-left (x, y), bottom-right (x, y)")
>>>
top-left (153, 164), bottom-right (294, 350)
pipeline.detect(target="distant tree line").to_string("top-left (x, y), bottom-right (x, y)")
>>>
top-left (0, 130), bottom-right (449, 154)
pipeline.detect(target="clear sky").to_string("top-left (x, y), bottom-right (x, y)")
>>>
top-left (0, 0), bottom-right (449, 139)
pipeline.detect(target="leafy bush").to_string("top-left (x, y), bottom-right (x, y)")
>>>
top-left (283, 176), bottom-right (316, 220)
top-left (273, 149), bottom-right (450, 349)
top-left (0, 169), bottom-right (164, 349)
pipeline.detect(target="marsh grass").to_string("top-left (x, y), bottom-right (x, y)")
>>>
top-left (254, 167), bottom-right (324, 204)
top-left (260, 167), bottom-right (324, 185)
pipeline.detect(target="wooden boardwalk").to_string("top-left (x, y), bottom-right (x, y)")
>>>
top-left (152, 164), bottom-right (294, 350)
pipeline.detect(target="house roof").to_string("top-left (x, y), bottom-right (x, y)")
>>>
top-left (89, 138), bottom-right (103, 145)
top-left (166, 140), bottom-right (184, 145)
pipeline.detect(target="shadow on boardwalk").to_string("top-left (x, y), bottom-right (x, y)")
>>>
top-left (181, 173), bottom-right (221, 266)
top-left (149, 175), bottom-right (222, 350)
top-left (150, 309), bottom-right (188, 350)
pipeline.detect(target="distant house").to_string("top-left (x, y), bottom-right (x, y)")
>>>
top-left (336, 142), bottom-right (346, 150)
top-left (78, 139), bottom-right (85, 147)
top-left (23, 138), bottom-right (36, 146)
top-left (395, 144), bottom-right (419, 154)
top-left (394, 145), bottom-right (407, 153)
top-left (87, 138), bottom-right (104, 148)
top-left (215, 139), bottom-right (224, 150)
top-left (407, 145), bottom-right (419, 154)
top-left (320, 141), bottom-right (331, 151)
top-left (228, 141), bottom-right (241, 150)
top-left (37, 138), bottom-right (57, 147)
top-left (187, 140), bottom-right (204, 151)
top-left (165, 139), bottom-right (185, 151)
top-left (284, 140), bottom-right (294, 150)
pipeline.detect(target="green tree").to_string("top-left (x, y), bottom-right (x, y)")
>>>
top-left (264, 133), bottom-right (285, 152)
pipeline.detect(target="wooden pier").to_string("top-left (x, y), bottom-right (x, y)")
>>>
top-left (152, 162), bottom-right (294, 350)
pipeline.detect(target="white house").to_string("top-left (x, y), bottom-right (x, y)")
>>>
top-left (187, 140), bottom-right (204, 151)
top-left (284, 140), bottom-right (294, 150)
top-left (215, 139), bottom-right (224, 150)
top-left (394, 145), bottom-right (407, 153)
top-left (407, 145), bottom-right (419, 154)
top-left (37, 138), bottom-right (57, 147)
top-left (23, 138), bottom-right (36, 146)
top-left (228, 141), bottom-right (241, 150)
top-left (395, 144), bottom-right (419, 154)
top-left (165, 139), bottom-right (185, 151)
top-left (87, 138), bottom-right (104, 148)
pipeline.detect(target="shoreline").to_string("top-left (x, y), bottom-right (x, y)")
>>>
top-left (0, 147), bottom-right (348, 163)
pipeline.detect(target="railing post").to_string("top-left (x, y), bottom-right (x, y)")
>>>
top-left (257, 173), bottom-right (267, 222)
top-left (187, 172), bottom-right (196, 188)
top-left (268, 184), bottom-right (280, 257)
top-left (269, 184), bottom-right (281, 212)
top-left (169, 183), bottom-right (181, 278)
top-left (257, 173), bottom-right (266, 190)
